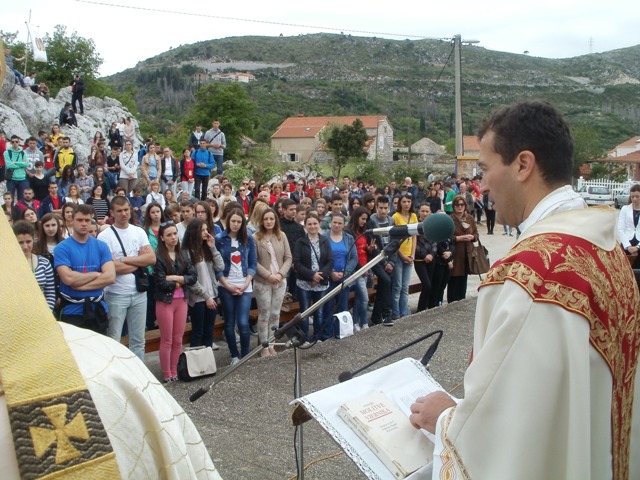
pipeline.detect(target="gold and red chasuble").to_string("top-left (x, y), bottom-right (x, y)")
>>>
top-left (480, 233), bottom-right (640, 480)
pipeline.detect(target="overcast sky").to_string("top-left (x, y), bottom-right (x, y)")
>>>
top-left (2, 0), bottom-right (639, 77)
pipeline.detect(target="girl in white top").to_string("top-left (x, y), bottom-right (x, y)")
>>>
top-left (146, 180), bottom-right (166, 210)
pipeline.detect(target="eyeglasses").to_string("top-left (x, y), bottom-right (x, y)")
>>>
top-left (242, 182), bottom-right (249, 185)
top-left (160, 221), bottom-right (175, 228)
top-left (454, 203), bottom-right (466, 207)
top-left (239, 189), bottom-right (246, 193)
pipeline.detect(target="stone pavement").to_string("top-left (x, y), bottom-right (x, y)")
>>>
top-left (146, 225), bottom-right (517, 479)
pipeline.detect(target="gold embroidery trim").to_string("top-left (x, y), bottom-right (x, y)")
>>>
top-left (481, 233), bottom-right (640, 480)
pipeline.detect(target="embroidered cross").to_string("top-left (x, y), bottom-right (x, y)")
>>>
top-left (29, 403), bottom-right (90, 464)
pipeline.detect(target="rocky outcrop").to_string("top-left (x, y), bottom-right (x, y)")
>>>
top-left (0, 71), bottom-right (141, 165)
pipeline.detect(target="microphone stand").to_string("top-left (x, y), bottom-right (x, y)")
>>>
top-left (190, 239), bottom-right (405, 480)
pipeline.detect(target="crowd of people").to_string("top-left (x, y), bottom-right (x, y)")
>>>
top-left (1, 115), bottom-right (497, 380)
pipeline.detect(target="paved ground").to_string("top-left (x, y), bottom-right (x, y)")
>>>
top-left (145, 226), bottom-right (517, 479)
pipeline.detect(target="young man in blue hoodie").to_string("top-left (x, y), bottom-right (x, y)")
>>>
top-left (191, 138), bottom-right (215, 201)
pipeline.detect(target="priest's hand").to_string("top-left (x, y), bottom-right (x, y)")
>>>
top-left (409, 391), bottom-right (456, 434)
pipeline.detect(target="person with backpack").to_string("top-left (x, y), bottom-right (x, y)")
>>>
top-left (191, 138), bottom-right (215, 201)
top-left (4, 135), bottom-right (29, 201)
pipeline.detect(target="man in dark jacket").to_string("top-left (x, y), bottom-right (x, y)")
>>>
top-left (70, 74), bottom-right (85, 115)
top-left (280, 199), bottom-right (305, 300)
top-left (39, 182), bottom-right (66, 217)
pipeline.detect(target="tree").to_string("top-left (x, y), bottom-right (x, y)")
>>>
top-left (572, 124), bottom-right (606, 178)
top-left (185, 82), bottom-right (257, 161)
top-left (38, 25), bottom-right (102, 94)
top-left (324, 118), bottom-right (369, 178)
top-left (1, 25), bottom-right (102, 96)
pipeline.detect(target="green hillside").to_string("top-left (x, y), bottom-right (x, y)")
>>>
top-left (105, 33), bottom-right (640, 151)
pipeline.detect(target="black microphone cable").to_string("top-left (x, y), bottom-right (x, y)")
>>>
top-left (338, 329), bottom-right (443, 382)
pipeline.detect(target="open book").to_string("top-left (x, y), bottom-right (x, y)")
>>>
top-left (292, 358), bottom-right (454, 480)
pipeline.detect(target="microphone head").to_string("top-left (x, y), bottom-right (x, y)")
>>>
top-left (422, 213), bottom-right (455, 242)
top-left (338, 371), bottom-right (353, 383)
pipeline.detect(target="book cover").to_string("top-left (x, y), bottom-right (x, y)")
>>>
top-left (337, 391), bottom-right (433, 479)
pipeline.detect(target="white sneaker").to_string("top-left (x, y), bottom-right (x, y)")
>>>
top-left (353, 324), bottom-right (361, 332)
top-left (211, 342), bottom-right (221, 351)
top-left (361, 324), bottom-right (369, 330)
top-left (230, 357), bottom-right (240, 366)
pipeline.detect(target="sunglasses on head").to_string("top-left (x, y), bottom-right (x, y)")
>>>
top-left (160, 220), bottom-right (175, 228)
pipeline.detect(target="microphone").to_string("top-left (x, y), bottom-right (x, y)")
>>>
top-left (338, 330), bottom-right (443, 382)
top-left (366, 214), bottom-right (454, 242)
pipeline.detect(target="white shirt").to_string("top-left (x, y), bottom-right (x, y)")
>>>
top-left (518, 185), bottom-right (586, 234)
top-left (98, 224), bottom-right (150, 295)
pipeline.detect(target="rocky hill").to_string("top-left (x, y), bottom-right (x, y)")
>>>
top-left (0, 71), bottom-right (139, 164)
top-left (105, 33), bottom-right (640, 146)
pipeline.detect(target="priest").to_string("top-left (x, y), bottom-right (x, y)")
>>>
top-left (410, 100), bottom-right (640, 480)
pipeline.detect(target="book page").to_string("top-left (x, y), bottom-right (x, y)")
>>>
top-left (389, 380), bottom-right (440, 444)
top-left (293, 358), bottom-right (453, 480)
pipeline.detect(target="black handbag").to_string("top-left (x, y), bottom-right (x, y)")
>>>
top-left (133, 267), bottom-right (150, 292)
top-left (110, 226), bottom-right (150, 292)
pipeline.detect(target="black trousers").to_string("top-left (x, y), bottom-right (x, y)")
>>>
top-left (447, 275), bottom-right (468, 304)
top-left (194, 175), bottom-right (209, 200)
top-left (428, 264), bottom-right (451, 308)
top-left (371, 263), bottom-right (392, 323)
top-left (414, 260), bottom-right (435, 312)
top-left (72, 91), bottom-right (84, 114)
top-left (485, 208), bottom-right (496, 233)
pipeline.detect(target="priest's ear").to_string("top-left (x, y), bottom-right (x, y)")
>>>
top-left (514, 150), bottom-right (537, 183)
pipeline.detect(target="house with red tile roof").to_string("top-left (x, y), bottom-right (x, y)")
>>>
top-left (271, 115), bottom-right (393, 163)
top-left (591, 135), bottom-right (640, 181)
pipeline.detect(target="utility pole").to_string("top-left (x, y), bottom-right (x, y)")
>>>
top-left (453, 34), bottom-right (479, 158)
top-left (454, 35), bottom-right (463, 158)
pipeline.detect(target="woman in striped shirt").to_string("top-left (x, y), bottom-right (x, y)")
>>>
top-left (13, 220), bottom-right (56, 312)
top-left (87, 184), bottom-right (110, 223)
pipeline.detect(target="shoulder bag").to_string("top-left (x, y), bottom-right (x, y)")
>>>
top-left (110, 226), bottom-right (150, 292)
top-left (468, 237), bottom-right (490, 276)
top-left (177, 346), bottom-right (217, 381)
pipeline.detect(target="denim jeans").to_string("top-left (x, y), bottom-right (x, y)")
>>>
top-left (392, 260), bottom-right (413, 319)
top-left (6, 179), bottom-right (29, 202)
top-left (181, 181), bottom-right (195, 197)
top-left (352, 275), bottom-right (369, 327)
top-left (189, 301), bottom-right (216, 348)
top-left (106, 291), bottom-right (147, 361)
top-left (161, 179), bottom-right (177, 196)
top-left (298, 288), bottom-right (326, 342)
top-left (219, 287), bottom-right (252, 358)
top-left (11, 68), bottom-right (25, 87)
top-left (213, 154), bottom-right (224, 175)
top-left (320, 280), bottom-right (349, 340)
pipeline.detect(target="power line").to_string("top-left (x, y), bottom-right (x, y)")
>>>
top-left (73, 0), bottom-right (449, 42)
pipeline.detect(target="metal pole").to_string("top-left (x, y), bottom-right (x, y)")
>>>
top-left (454, 34), bottom-right (463, 158)
top-left (294, 346), bottom-right (304, 480)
